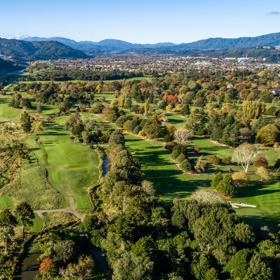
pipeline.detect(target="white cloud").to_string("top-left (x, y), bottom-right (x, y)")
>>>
top-left (268, 11), bottom-right (280, 15)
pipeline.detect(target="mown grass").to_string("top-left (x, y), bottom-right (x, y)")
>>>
top-left (124, 131), bottom-right (280, 228)
top-left (125, 134), bottom-right (212, 200)
top-left (0, 96), bottom-right (20, 122)
top-left (0, 97), bottom-right (100, 215)
top-left (27, 118), bottom-right (99, 212)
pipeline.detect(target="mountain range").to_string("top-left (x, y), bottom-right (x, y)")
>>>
top-left (23, 32), bottom-right (280, 54)
top-left (1, 32), bottom-right (280, 62)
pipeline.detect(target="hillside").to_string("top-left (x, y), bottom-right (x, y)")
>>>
top-left (0, 38), bottom-right (87, 60)
top-left (181, 32), bottom-right (280, 50)
top-left (0, 58), bottom-right (22, 76)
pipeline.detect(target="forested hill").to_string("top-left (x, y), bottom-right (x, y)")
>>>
top-left (0, 58), bottom-right (22, 76)
top-left (0, 38), bottom-right (88, 60)
top-left (179, 32), bottom-right (280, 50)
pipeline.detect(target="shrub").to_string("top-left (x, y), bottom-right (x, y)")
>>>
top-left (116, 115), bottom-right (131, 127)
top-left (195, 156), bottom-right (207, 173)
top-left (176, 153), bottom-right (186, 163)
top-left (163, 133), bottom-right (173, 142)
top-left (222, 156), bottom-right (232, 165)
top-left (217, 174), bottom-right (237, 197)
top-left (171, 144), bottom-right (188, 159)
top-left (191, 190), bottom-right (224, 204)
top-left (91, 102), bottom-right (104, 113)
top-left (253, 156), bottom-right (269, 169)
top-left (132, 125), bottom-right (142, 135)
top-left (207, 155), bottom-right (222, 165)
top-left (232, 171), bottom-right (249, 182)
top-left (165, 141), bottom-right (176, 152)
top-left (256, 167), bottom-right (271, 181)
top-left (211, 173), bottom-right (223, 188)
top-left (274, 158), bottom-right (280, 169)
top-left (180, 159), bottom-right (192, 172)
top-left (103, 106), bottom-right (120, 122)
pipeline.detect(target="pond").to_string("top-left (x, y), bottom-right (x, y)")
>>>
top-left (14, 253), bottom-right (40, 280)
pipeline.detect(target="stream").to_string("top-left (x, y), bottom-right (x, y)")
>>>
top-left (14, 155), bottom-right (111, 280)
top-left (102, 155), bottom-right (110, 176)
top-left (14, 253), bottom-right (40, 280)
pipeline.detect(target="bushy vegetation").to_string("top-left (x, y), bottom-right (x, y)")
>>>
top-left (1, 65), bottom-right (280, 279)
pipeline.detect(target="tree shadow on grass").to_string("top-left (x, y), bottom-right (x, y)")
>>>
top-left (241, 215), bottom-right (280, 232)
top-left (37, 131), bottom-right (68, 136)
top-left (131, 148), bottom-right (211, 199)
top-left (168, 118), bottom-right (184, 125)
top-left (0, 97), bottom-right (10, 105)
top-left (236, 180), bottom-right (280, 199)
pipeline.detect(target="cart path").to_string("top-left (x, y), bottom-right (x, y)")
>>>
top-left (35, 197), bottom-right (85, 221)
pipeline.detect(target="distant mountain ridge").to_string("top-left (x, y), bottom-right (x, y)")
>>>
top-left (2, 32), bottom-right (280, 62)
top-left (23, 32), bottom-right (280, 54)
top-left (23, 36), bottom-right (177, 54)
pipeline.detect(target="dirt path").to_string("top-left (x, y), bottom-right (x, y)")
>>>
top-left (35, 197), bottom-right (85, 221)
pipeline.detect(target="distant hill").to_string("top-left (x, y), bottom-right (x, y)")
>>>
top-left (0, 38), bottom-right (87, 60)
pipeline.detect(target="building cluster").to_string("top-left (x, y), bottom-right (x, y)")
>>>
top-left (31, 55), bottom-right (280, 75)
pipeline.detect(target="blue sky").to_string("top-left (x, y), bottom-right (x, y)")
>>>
top-left (1, 0), bottom-right (280, 43)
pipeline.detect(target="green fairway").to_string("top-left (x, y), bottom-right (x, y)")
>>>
top-left (165, 113), bottom-right (186, 128)
top-left (0, 98), bottom-right (100, 213)
top-left (27, 118), bottom-right (99, 211)
top-left (124, 132), bottom-right (280, 227)
top-left (0, 96), bottom-right (21, 122)
top-left (125, 134), bottom-right (212, 200)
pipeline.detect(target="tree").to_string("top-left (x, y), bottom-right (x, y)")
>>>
top-left (20, 111), bottom-right (32, 133)
top-left (0, 209), bottom-right (17, 254)
top-left (53, 240), bottom-right (75, 263)
top-left (244, 253), bottom-right (272, 280)
top-left (109, 129), bottom-right (125, 147)
top-left (195, 156), bottom-right (207, 173)
top-left (224, 249), bottom-right (252, 279)
top-left (186, 108), bottom-right (208, 136)
top-left (243, 101), bottom-right (266, 121)
top-left (15, 202), bottom-right (34, 237)
top-left (232, 144), bottom-right (258, 173)
top-left (256, 124), bottom-right (280, 146)
top-left (60, 256), bottom-right (95, 279)
top-left (174, 129), bottom-right (192, 145)
top-left (39, 257), bottom-right (56, 276)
